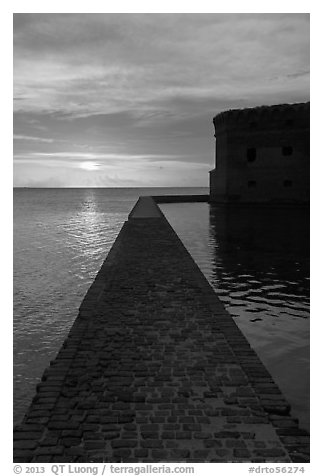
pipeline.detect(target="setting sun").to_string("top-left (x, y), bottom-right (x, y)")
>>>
top-left (79, 161), bottom-right (100, 171)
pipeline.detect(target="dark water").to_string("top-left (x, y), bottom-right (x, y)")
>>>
top-left (13, 189), bottom-right (309, 432)
top-left (161, 203), bottom-right (310, 432)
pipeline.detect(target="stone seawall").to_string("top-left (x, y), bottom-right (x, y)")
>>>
top-left (153, 194), bottom-right (209, 203)
top-left (13, 197), bottom-right (309, 463)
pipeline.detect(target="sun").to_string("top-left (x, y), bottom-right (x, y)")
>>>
top-left (80, 161), bottom-right (100, 171)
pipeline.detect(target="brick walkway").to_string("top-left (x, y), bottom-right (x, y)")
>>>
top-left (13, 199), bottom-right (309, 463)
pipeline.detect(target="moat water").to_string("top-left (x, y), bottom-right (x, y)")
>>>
top-left (13, 188), bottom-right (309, 431)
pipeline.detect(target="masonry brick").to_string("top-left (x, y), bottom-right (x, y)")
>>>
top-left (111, 440), bottom-right (137, 449)
top-left (14, 441), bottom-right (38, 450)
top-left (141, 440), bottom-right (164, 449)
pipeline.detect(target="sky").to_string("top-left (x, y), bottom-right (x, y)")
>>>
top-left (13, 13), bottom-right (310, 188)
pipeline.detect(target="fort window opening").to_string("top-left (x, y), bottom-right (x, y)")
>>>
top-left (285, 119), bottom-right (294, 127)
top-left (283, 180), bottom-right (293, 187)
top-left (249, 121), bottom-right (257, 129)
top-left (247, 148), bottom-right (257, 162)
top-left (282, 146), bottom-right (293, 156)
top-left (248, 180), bottom-right (257, 188)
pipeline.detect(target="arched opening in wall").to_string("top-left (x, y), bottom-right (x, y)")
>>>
top-left (282, 146), bottom-right (293, 156)
top-left (283, 180), bottom-right (293, 187)
top-left (247, 148), bottom-right (257, 162)
top-left (285, 118), bottom-right (294, 127)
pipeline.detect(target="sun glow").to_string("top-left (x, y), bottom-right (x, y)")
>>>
top-left (80, 161), bottom-right (100, 171)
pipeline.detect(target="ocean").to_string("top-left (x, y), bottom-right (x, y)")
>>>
top-left (13, 188), bottom-right (310, 431)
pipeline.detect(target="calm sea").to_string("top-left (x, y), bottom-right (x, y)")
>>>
top-left (13, 188), bottom-right (310, 431)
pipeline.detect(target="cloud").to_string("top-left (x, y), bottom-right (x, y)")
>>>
top-left (13, 151), bottom-right (188, 163)
top-left (13, 13), bottom-right (310, 187)
top-left (14, 134), bottom-right (54, 143)
top-left (286, 70), bottom-right (310, 79)
top-left (14, 14), bottom-right (310, 117)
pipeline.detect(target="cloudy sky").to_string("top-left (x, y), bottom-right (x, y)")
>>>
top-left (13, 13), bottom-right (310, 188)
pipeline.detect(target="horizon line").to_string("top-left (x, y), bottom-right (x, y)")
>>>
top-left (13, 185), bottom-right (209, 189)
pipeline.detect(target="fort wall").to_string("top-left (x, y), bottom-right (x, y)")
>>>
top-left (210, 102), bottom-right (310, 203)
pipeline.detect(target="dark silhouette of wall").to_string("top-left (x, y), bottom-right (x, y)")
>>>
top-left (209, 102), bottom-right (310, 203)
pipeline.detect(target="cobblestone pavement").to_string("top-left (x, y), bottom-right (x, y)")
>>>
top-left (13, 208), bottom-right (310, 463)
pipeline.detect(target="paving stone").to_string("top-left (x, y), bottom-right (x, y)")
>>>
top-left (111, 440), bottom-right (137, 448)
top-left (141, 440), bottom-right (164, 449)
top-left (194, 450), bottom-right (210, 459)
top-left (226, 439), bottom-right (247, 448)
top-left (13, 453), bottom-right (34, 461)
top-left (35, 446), bottom-right (64, 456)
top-left (183, 424), bottom-right (201, 432)
top-left (33, 455), bottom-right (53, 462)
top-left (193, 432), bottom-right (212, 439)
top-left (61, 437), bottom-right (82, 447)
top-left (113, 449), bottom-right (132, 459)
top-left (161, 431), bottom-right (175, 439)
top-left (14, 441), bottom-right (38, 450)
top-left (204, 440), bottom-right (223, 448)
top-left (134, 449), bottom-right (149, 458)
top-left (151, 450), bottom-right (169, 459)
top-left (170, 449), bottom-right (190, 459)
top-left (175, 431), bottom-right (191, 439)
top-left (61, 430), bottom-right (82, 438)
top-left (141, 432), bottom-right (159, 439)
top-left (14, 432), bottom-right (43, 440)
top-left (83, 441), bottom-right (106, 450)
top-left (254, 449), bottom-right (288, 457)
top-left (164, 424), bottom-right (180, 430)
top-left (165, 441), bottom-right (179, 449)
top-left (233, 448), bottom-right (251, 458)
top-left (65, 446), bottom-right (84, 456)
